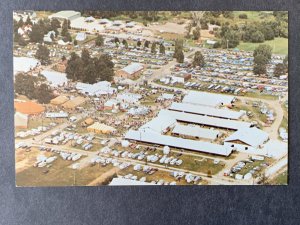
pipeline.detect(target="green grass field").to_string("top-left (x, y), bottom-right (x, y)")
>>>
top-left (237, 38), bottom-right (288, 56)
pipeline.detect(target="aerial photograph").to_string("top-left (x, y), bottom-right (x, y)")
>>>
top-left (13, 11), bottom-right (288, 186)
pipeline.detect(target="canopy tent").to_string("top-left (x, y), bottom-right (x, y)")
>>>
top-left (50, 95), bottom-right (69, 105)
top-left (87, 122), bottom-right (116, 134)
top-left (14, 112), bottom-right (28, 129)
top-left (62, 96), bottom-right (86, 109)
top-left (14, 101), bottom-right (45, 115)
top-left (82, 118), bottom-right (94, 126)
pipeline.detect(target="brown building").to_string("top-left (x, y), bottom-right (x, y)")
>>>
top-left (116, 63), bottom-right (144, 79)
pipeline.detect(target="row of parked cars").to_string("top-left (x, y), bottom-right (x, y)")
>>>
top-left (16, 123), bottom-right (57, 138)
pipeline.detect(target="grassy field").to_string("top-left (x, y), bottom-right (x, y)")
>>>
top-left (16, 156), bottom-right (115, 187)
top-left (237, 157), bottom-right (274, 177)
top-left (270, 170), bottom-right (288, 185)
top-left (237, 38), bottom-right (288, 56)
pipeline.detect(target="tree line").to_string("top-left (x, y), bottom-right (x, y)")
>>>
top-left (14, 73), bottom-right (54, 104)
top-left (14, 17), bottom-right (72, 45)
top-left (66, 49), bottom-right (115, 84)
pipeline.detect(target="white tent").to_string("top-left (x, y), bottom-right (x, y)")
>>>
top-left (15, 112), bottom-right (28, 128)
top-left (41, 70), bottom-right (68, 87)
top-left (163, 146), bottom-right (170, 155)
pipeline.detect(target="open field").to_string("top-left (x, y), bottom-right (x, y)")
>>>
top-left (237, 38), bottom-right (288, 56)
top-left (16, 153), bottom-right (115, 187)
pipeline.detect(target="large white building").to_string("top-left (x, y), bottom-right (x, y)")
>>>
top-left (182, 91), bottom-right (235, 107)
top-left (224, 127), bottom-right (269, 152)
top-left (169, 102), bottom-right (244, 120)
top-left (49, 11), bottom-right (81, 21)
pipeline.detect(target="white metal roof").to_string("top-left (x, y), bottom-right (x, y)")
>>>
top-left (140, 113), bottom-right (176, 134)
top-left (76, 81), bottom-right (116, 96)
top-left (159, 110), bottom-right (251, 130)
top-left (45, 112), bottom-right (69, 118)
top-left (121, 63), bottom-right (143, 75)
top-left (75, 32), bottom-right (86, 41)
top-left (125, 129), bottom-right (232, 156)
top-left (109, 177), bottom-right (156, 186)
top-left (169, 102), bottom-right (244, 120)
top-left (116, 92), bottom-right (142, 103)
top-left (49, 11), bottom-right (81, 20)
top-left (14, 57), bottom-right (39, 75)
top-left (41, 70), bottom-right (68, 87)
top-left (172, 124), bottom-right (220, 140)
top-left (182, 91), bottom-right (235, 107)
top-left (225, 127), bottom-right (269, 148)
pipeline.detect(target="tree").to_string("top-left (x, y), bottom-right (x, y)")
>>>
top-left (34, 83), bottom-right (53, 104)
top-left (122, 39), bottom-right (128, 49)
top-left (61, 19), bottom-right (70, 37)
top-left (193, 26), bottom-right (201, 40)
top-left (95, 35), bottom-right (104, 46)
top-left (73, 39), bottom-right (78, 46)
top-left (137, 40), bottom-right (142, 47)
top-left (192, 51), bottom-right (205, 68)
top-left (114, 37), bottom-right (120, 43)
top-left (273, 63), bottom-right (286, 77)
top-left (217, 24), bottom-right (240, 48)
top-left (159, 43), bottom-right (165, 54)
top-left (262, 25), bottom-right (275, 41)
top-left (82, 60), bottom-right (97, 83)
top-left (239, 13), bottom-right (248, 19)
top-left (185, 23), bottom-right (192, 38)
top-left (151, 42), bottom-right (156, 54)
top-left (253, 45), bottom-right (272, 75)
top-left (251, 31), bottom-right (265, 43)
top-left (176, 50), bottom-right (184, 63)
top-left (25, 16), bottom-right (33, 26)
top-left (14, 73), bottom-right (36, 99)
top-left (63, 32), bottom-right (72, 42)
top-left (18, 36), bottom-right (27, 46)
top-left (17, 19), bottom-right (24, 29)
top-left (66, 52), bottom-right (84, 81)
top-left (50, 18), bottom-right (61, 30)
top-left (29, 24), bottom-right (44, 43)
top-left (81, 48), bottom-right (91, 65)
top-left (144, 40), bottom-right (150, 48)
top-left (253, 62), bottom-right (267, 75)
top-left (173, 39), bottom-right (184, 59)
top-left (253, 44), bottom-right (272, 63)
top-left (35, 44), bottom-right (50, 65)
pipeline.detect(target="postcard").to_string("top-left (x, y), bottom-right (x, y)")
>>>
top-left (14, 11), bottom-right (288, 186)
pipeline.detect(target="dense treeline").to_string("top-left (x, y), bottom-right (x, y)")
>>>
top-left (14, 73), bottom-right (54, 104)
top-left (66, 49), bottom-right (115, 84)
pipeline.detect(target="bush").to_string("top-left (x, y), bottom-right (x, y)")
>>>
top-left (239, 14), bottom-right (248, 19)
top-left (213, 41), bottom-right (221, 48)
